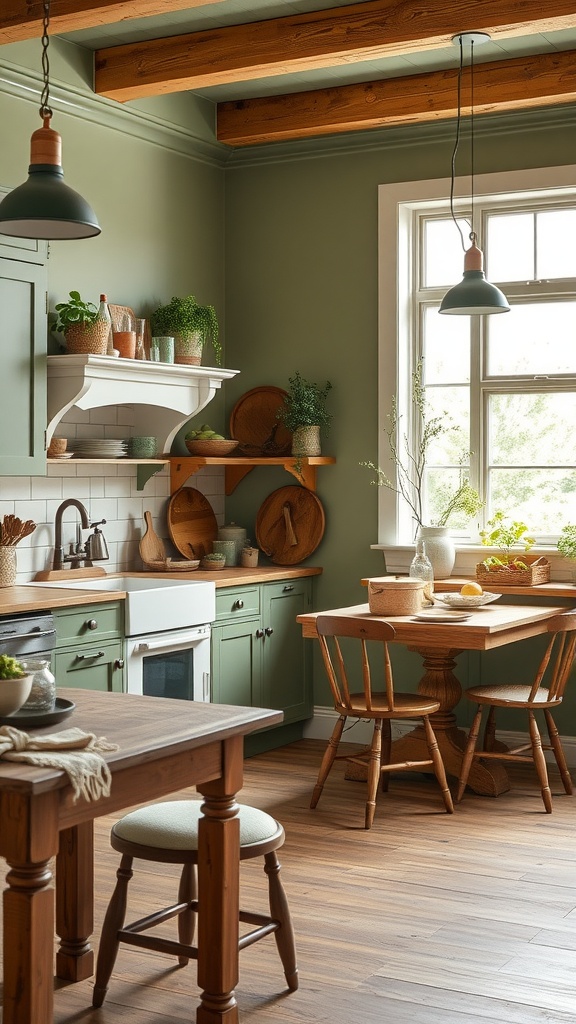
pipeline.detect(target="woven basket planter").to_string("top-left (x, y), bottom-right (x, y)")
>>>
top-left (65, 320), bottom-right (110, 355)
top-left (475, 555), bottom-right (550, 587)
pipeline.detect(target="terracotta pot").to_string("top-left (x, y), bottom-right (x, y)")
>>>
top-left (113, 331), bottom-right (136, 359)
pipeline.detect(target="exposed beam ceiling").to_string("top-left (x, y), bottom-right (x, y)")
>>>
top-left (217, 49), bottom-right (576, 145)
top-left (0, 1), bottom-right (225, 44)
top-left (3, 1), bottom-right (576, 146)
top-left (93, 0), bottom-right (576, 102)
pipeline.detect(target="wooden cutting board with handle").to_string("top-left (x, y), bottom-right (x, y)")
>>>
top-left (140, 511), bottom-right (166, 565)
top-left (168, 487), bottom-right (218, 559)
top-left (255, 485), bottom-right (325, 565)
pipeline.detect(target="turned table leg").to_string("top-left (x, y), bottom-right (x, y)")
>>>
top-left (56, 822), bottom-right (95, 981)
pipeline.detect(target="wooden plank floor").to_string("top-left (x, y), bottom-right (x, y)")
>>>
top-left (1, 738), bottom-right (575, 1023)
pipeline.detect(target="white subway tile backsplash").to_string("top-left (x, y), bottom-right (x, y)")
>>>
top-left (31, 477), bottom-right (64, 499)
top-left (0, 477), bottom-right (32, 500)
top-left (104, 477), bottom-right (130, 498)
top-left (91, 407), bottom-right (117, 425)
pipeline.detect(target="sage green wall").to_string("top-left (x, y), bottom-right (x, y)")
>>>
top-left (223, 111), bottom-right (576, 732)
top-left (1, 39), bottom-right (226, 402)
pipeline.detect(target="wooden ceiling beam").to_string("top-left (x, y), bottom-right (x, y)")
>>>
top-left (217, 50), bottom-right (576, 145)
top-left (93, 0), bottom-right (576, 102)
top-left (0, 1), bottom-right (224, 45)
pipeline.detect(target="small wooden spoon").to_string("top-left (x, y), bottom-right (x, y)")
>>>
top-left (140, 511), bottom-right (166, 565)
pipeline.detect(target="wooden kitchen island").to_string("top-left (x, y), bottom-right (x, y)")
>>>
top-left (0, 689), bottom-right (282, 1024)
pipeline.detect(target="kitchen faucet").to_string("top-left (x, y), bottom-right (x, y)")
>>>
top-left (52, 498), bottom-right (108, 570)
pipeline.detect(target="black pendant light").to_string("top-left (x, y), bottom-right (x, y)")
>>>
top-left (0, 0), bottom-right (100, 240)
top-left (439, 32), bottom-right (508, 316)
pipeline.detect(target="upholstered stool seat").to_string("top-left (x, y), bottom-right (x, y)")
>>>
top-left (93, 800), bottom-right (298, 1008)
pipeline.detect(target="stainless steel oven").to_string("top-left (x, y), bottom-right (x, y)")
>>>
top-left (0, 612), bottom-right (56, 665)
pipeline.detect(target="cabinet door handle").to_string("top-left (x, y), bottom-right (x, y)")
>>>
top-left (233, 599), bottom-right (244, 609)
top-left (283, 585), bottom-right (294, 592)
top-left (265, 627), bottom-right (274, 637)
top-left (86, 619), bottom-right (98, 630)
top-left (115, 659), bottom-right (125, 670)
top-left (256, 629), bottom-right (265, 639)
top-left (75, 651), bottom-right (105, 661)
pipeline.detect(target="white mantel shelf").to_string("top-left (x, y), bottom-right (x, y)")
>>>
top-left (47, 355), bottom-right (239, 452)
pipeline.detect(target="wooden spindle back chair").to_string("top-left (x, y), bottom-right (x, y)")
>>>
top-left (311, 614), bottom-right (454, 828)
top-left (457, 611), bottom-right (576, 812)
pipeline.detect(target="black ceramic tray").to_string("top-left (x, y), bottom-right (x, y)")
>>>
top-left (0, 697), bottom-right (76, 728)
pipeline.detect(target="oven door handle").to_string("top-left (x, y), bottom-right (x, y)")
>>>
top-left (0, 629), bottom-right (56, 642)
top-left (132, 627), bottom-right (210, 653)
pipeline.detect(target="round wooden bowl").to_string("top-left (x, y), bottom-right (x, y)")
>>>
top-left (185, 439), bottom-right (239, 456)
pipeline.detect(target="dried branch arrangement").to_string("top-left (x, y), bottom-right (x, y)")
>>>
top-left (0, 515), bottom-right (37, 546)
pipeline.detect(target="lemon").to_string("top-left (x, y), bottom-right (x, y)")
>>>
top-left (460, 582), bottom-right (483, 596)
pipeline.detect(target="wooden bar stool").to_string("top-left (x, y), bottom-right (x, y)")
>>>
top-left (92, 800), bottom-right (298, 1007)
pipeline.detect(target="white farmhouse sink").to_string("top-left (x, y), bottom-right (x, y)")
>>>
top-left (30, 576), bottom-right (216, 636)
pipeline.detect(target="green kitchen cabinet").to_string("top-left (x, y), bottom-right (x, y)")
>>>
top-left (211, 578), bottom-right (313, 753)
top-left (0, 225), bottom-right (48, 476)
top-left (52, 601), bottom-right (125, 693)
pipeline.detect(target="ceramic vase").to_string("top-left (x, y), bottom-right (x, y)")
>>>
top-left (175, 330), bottom-right (203, 365)
top-left (292, 424), bottom-right (321, 457)
top-left (418, 526), bottom-right (456, 580)
top-left (0, 545), bottom-right (17, 587)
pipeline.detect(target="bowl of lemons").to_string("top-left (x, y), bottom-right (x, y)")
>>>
top-left (185, 425), bottom-right (239, 457)
top-left (434, 583), bottom-right (501, 609)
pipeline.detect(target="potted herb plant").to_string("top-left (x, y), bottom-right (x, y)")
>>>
top-left (53, 290), bottom-right (110, 355)
top-left (278, 372), bottom-right (332, 456)
top-left (361, 359), bottom-right (483, 577)
top-left (150, 295), bottom-right (221, 366)
top-left (557, 524), bottom-right (576, 582)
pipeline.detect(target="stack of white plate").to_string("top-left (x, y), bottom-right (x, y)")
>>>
top-left (73, 438), bottom-right (128, 458)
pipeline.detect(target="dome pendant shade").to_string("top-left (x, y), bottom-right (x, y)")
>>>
top-left (439, 240), bottom-right (509, 315)
top-left (0, 119), bottom-right (100, 240)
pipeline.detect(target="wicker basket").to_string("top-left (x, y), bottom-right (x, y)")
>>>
top-left (475, 555), bottom-right (550, 587)
top-left (367, 577), bottom-right (427, 616)
top-left (65, 320), bottom-right (110, 355)
top-left (185, 439), bottom-right (239, 456)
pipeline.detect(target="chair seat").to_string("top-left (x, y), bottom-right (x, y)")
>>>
top-left (337, 691), bottom-right (441, 718)
top-left (113, 800), bottom-right (280, 852)
top-left (465, 684), bottom-right (561, 708)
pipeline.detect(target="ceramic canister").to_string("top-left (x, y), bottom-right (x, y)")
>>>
top-left (217, 522), bottom-right (247, 564)
top-left (212, 539), bottom-right (237, 566)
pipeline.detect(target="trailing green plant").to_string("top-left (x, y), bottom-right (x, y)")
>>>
top-left (479, 510), bottom-right (535, 569)
top-left (557, 524), bottom-right (576, 560)
top-left (53, 290), bottom-right (99, 333)
top-left (361, 359), bottom-right (483, 529)
top-left (150, 295), bottom-right (221, 364)
top-left (0, 654), bottom-right (26, 680)
top-left (278, 372), bottom-right (332, 432)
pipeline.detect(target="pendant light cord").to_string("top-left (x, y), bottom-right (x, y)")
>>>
top-left (449, 34), bottom-right (475, 253)
top-left (39, 0), bottom-right (52, 121)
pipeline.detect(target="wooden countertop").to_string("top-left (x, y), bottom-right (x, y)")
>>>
top-left (0, 566), bottom-right (323, 616)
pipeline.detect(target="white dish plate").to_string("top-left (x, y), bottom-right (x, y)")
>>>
top-left (434, 591), bottom-right (501, 609)
top-left (50, 452), bottom-right (74, 459)
top-left (412, 609), bottom-right (472, 622)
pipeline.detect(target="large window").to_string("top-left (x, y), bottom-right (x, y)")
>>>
top-left (378, 167), bottom-right (576, 546)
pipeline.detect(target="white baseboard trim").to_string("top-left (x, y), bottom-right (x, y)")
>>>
top-left (303, 706), bottom-right (576, 770)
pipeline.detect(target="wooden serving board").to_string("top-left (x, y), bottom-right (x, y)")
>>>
top-left (255, 485), bottom-right (325, 565)
top-left (168, 487), bottom-right (218, 560)
top-left (229, 386), bottom-right (292, 456)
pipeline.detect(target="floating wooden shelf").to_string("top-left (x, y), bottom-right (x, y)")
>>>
top-left (168, 455), bottom-right (336, 494)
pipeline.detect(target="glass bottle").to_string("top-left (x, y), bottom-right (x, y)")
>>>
top-left (98, 293), bottom-right (114, 355)
top-left (134, 318), bottom-right (147, 360)
top-left (409, 537), bottom-right (434, 603)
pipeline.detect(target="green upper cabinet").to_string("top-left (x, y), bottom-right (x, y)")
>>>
top-left (0, 235), bottom-right (48, 475)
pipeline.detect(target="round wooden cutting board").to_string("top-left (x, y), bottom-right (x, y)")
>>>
top-left (168, 487), bottom-right (218, 559)
top-left (255, 485), bottom-right (325, 565)
top-left (229, 386), bottom-right (292, 456)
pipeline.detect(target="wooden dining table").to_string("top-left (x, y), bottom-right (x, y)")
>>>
top-left (297, 600), bottom-right (568, 797)
top-left (0, 689), bottom-right (282, 1024)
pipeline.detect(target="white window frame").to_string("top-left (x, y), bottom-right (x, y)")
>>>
top-left (376, 163), bottom-right (576, 575)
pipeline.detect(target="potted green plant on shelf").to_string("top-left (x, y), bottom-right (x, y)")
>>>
top-left (361, 358), bottom-right (483, 577)
top-left (150, 295), bottom-right (221, 366)
top-left (278, 372), bottom-right (332, 456)
top-left (557, 523), bottom-right (576, 582)
top-left (53, 290), bottom-right (110, 355)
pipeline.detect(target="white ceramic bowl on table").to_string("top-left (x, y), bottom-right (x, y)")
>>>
top-left (434, 592), bottom-right (501, 609)
top-left (0, 675), bottom-right (33, 716)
